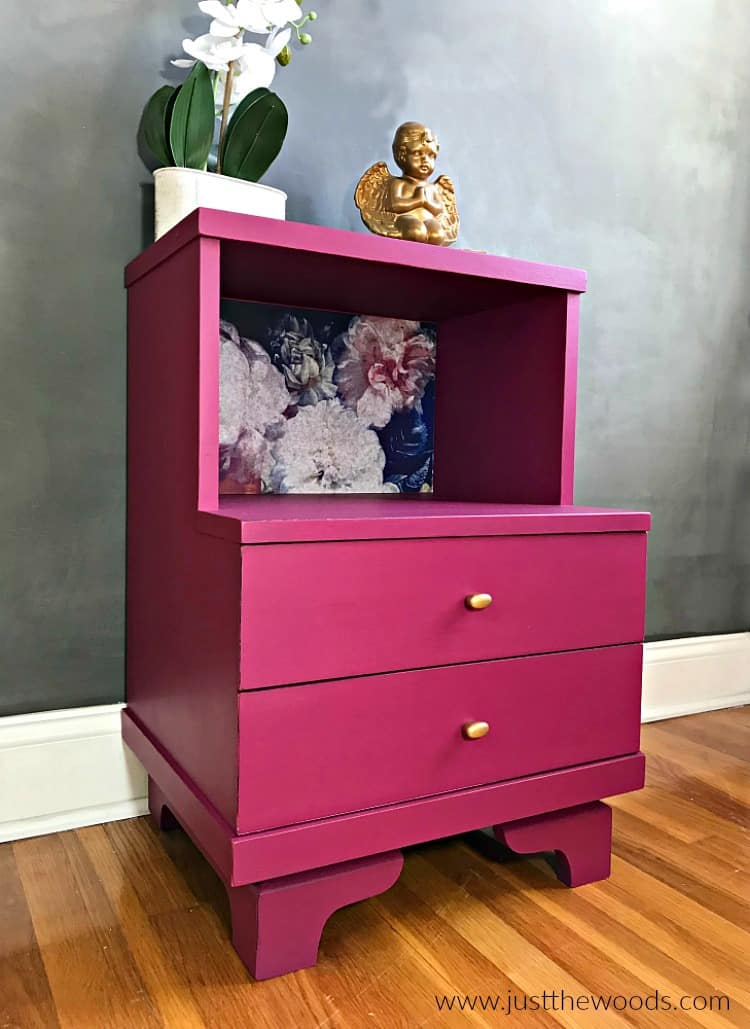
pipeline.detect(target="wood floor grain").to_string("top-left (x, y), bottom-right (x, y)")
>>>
top-left (1, 708), bottom-right (748, 1028)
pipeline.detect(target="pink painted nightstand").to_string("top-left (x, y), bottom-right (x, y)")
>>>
top-left (123, 210), bottom-right (649, 980)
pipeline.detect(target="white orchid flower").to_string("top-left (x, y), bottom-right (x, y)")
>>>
top-left (198, 1), bottom-right (264, 37)
top-left (215, 29), bottom-right (290, 108)
top-left (198, 0), bottom-right (301, 37)
top-left (266, 25), bottom-right (293, 58)
top-left (172, 33), bottom-right (247, 72)
top-left (173, 0), bottom-right (304, 103)
top-left (260, 0), bottom-right (306, 27)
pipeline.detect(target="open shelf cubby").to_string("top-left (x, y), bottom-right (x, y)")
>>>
top-left (125, 209), bottom-right (648, 545)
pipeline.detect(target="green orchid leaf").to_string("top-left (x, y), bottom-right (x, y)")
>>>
top-left (219, 87), bottom-right (270, 167)
top-left (169, 63), bottom-right (215, 169)
top-left (141, 85), bottom-right (176, 167)
top-left (164, 85), bottom-right (180, 162)
top-left (222, 90), bottom-right (288, 182)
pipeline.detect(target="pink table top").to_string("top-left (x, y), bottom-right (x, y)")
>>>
top-left (197, 496), bottom-right (651, 544)
top-left (125, 209), bottom-right (587, 294)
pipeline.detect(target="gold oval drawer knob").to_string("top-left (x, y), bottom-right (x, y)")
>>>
top-left (465, 592), bottom-right (493, 611)
top-left (462, 720), bottom-right (490, 740)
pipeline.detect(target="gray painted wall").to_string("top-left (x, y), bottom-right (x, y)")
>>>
top-left (1, 1), bottom-right (748, 716)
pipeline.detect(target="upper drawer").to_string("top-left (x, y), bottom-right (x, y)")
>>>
top-left (236, 644), bottom-right (643, 832)
top-left (240, 532), bottom-right (647, 689)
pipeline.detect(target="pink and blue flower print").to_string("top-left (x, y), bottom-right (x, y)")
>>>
top-left (219, 302), bottom-right (436, 495)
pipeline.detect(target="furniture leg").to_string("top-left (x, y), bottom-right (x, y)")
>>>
top-left (228, 850), bottom-right (404, 980)
top-left (493, 800), bottom-right (612, 886)
top-left (148, 776), bottom-right (179, 831)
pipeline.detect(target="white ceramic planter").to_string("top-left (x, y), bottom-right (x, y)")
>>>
top-left (153, 167), bottom-right (287, 239)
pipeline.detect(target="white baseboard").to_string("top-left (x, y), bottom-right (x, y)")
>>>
top-left (0, 703), bottom-right (147, 844)
top-left (0, 633), bottom-right (747, 843)
top-left (641, 631), bottom-right (750, 722)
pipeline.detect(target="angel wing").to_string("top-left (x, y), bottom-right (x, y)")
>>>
top-left (435, 175), bottom-right (459, 245)
top-left (354, 162), bottom-right (400, 238)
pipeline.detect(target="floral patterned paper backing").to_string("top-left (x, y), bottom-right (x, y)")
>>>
top-left (219, 301), bottom-right (436, 494)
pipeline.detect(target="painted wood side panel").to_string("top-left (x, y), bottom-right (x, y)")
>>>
top-left (560, 292), bottom-right (580, 504)
top-left (240, 532), bottom-right (648, 689)
top-left (434, 293), bottom-right (572, 504)
top-left (122, 710), bottom-right (235, 882)
top-left (236, 645), bottom-right (643, 833)
top-left (125, 238), bottom-right (240, 827)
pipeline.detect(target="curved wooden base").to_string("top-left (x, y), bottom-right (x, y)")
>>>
top-left (148, 773), bottom-right (404, 979)
top-left (493, 800), bottom-right (612, 886)
top-left (148, 777), bottom-right (179, 832)
top-left (229, 851), bottom-right (404, 980)
top-left (136, 724), bottom-right (633, 979)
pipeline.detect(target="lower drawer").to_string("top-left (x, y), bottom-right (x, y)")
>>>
top-left (236, 644), bottom-right (643, 833)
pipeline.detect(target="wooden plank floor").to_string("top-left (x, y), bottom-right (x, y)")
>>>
top-left (1, 708), bottom-right (748, 1028)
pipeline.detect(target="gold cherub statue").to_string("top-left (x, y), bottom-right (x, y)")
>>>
top-left (355, 122), bottom-right (459, 246)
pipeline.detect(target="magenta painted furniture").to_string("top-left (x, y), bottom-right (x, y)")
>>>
top-left (124, 209), bottom-right (650, 980)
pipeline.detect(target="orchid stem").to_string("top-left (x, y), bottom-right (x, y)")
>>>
top-left (217, 60), bottom-right (235, 175)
